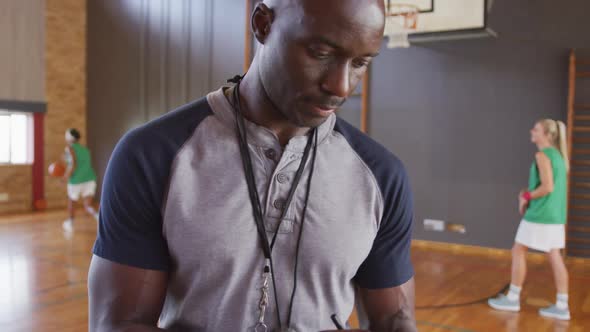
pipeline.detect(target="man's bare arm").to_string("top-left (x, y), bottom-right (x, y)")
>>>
top-left (88, 255), bottom-right (169, 332)
top-left (358, 278), bottom-right (417, 332)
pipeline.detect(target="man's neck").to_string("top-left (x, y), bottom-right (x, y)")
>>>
top-left (234, 71), bottom-right (310, 147)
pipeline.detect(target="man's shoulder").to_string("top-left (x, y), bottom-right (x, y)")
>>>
top-left (333, 117), bottom-right (407, 182)
top-left (130, 96), bottom-right (212, 142)
top-left (107, 96), bottom-right (214, 185)
top-left (118, 96), bottom-right (214, 155)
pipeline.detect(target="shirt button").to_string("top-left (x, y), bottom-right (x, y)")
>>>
top-left (273, 199), bottom-right (286, 210)
top-left (276, 173), bottom-right (289, 184)
top-left (264, 149), bottom-right (277, 161)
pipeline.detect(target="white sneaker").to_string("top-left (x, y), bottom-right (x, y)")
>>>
top-left (488, 294), bottom-right (521, 312)
top-left (62, 219), bottom-right (73, 232)
top-left (539, 304), bottom-right (571, 321)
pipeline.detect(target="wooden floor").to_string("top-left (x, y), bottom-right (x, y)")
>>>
top-left (0, 211), bottom-right (589, 332)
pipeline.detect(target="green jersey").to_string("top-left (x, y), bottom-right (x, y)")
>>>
top-left (523, 147), bottom-right (567, 224)
top-left (68, 143), bottom-right (97, 184)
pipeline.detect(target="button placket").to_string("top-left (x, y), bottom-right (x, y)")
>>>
top-left (258, 146), bottom-right (280, 194)
top-left (260, 146), bottom-right (282, 175)
top-left (248, 145), bottom-right (276, 215)
top-left (264, 151), bottom-right (298, 221)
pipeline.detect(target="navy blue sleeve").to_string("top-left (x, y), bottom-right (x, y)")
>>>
top-left (93, 130), bottom-right (171, 270)
top-left (334, 118), bottom-right (414, 289)
top-left (93, 98), bottom-right (212, 271)
top-left (354, 162), bottom-right (414, 288)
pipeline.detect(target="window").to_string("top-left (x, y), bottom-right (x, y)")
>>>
top-left (0, 111), bottom-right (34, 164)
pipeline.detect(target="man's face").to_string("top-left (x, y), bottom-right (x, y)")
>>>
top-left (257, 0), bottom-right (385, 128)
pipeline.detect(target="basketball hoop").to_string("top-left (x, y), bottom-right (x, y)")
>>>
top-left (384, 2), bottom-right (419, 49)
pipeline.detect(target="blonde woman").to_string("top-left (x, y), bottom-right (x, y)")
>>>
top-left (488, 119), bottom-right (570, 320)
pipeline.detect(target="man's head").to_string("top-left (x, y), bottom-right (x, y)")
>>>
top-left (65, 128), bottom-right (81, 144)
top-left (251, 0), bottom-right (385, 128)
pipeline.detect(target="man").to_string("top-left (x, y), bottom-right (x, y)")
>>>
top-left (88, 0), bottom-right (416, 331)
top-left (63, 128), bottom-right (99, 232)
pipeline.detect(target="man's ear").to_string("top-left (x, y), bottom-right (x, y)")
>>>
top-left (251, 3), bottom-right (274, 44)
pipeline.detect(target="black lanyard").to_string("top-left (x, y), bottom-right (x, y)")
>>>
top-left (229, 75), bottom-right (318, 330)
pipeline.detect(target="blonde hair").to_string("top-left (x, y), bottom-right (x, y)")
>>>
top-left (538, 119), bottom-right (569, 171)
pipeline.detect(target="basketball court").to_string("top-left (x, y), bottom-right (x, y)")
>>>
top-left (1, 0), bottom-right (589, 331)
top-left (1, 212), bottom-right (588, 331)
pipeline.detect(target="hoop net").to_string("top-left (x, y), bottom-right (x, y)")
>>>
top-left (384, 4), bottom-right (419, 48)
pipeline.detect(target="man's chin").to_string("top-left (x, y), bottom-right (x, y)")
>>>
top-left (297, 109), bottom-right (336, 128)
top-left (298, 116), bottom-right (332, 129)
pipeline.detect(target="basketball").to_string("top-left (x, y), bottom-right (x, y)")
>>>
top-left (48, 161), bottom-right (66, 178)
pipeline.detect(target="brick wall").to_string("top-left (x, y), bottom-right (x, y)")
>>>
top-left (0, 166), bottom-right (32, 214)
top-left (44, 0), bottom-right (87, 210)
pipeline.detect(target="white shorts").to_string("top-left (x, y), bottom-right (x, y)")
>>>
top-left (515, 219), bottom-right (565, 252)
top-left (67, 180), bottom-right (97, 201)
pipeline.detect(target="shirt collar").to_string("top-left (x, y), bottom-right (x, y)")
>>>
top-left (206, 87), bottom-right (335, 153)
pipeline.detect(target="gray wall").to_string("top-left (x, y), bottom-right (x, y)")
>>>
top-left (488, 0), bottom-right (590, 50)
top-left (0, 0), bottom-right (45, 102)
top-left (88, 0), bottom-right (245, 189)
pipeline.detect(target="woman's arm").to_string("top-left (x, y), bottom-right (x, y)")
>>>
top-left (520, 152), bottom-right (554, 214)
top-left (63, 145), bottom-right (76, 179)
top-left (530, 151), bottom-right (554, 198)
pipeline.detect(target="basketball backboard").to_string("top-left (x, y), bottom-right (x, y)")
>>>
top-left (385, 0), bottom-right (495, 44)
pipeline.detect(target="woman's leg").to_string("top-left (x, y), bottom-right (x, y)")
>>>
top-left (63, 197), bottom-right (76, 232)
top-left (83, 196), bottom-right (99, 220)
top-left (511, 243), bottom-right (528, 287)
top-left (488, 242), bottom-right (527, 311)
top-left (539, 249), bottom-right (570, 320)
top-left (68, 198), bottom-right (75, 221)
top-left (547, 249), bottom-right (568, 294)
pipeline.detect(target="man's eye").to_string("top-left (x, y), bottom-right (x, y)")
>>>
top-left (352, 59), bottom-right (370, 68)
top-left (309, 48), bottom-right (331, 59)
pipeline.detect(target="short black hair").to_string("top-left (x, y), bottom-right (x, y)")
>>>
top-left (68, 128), bottom-right (81, 141)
